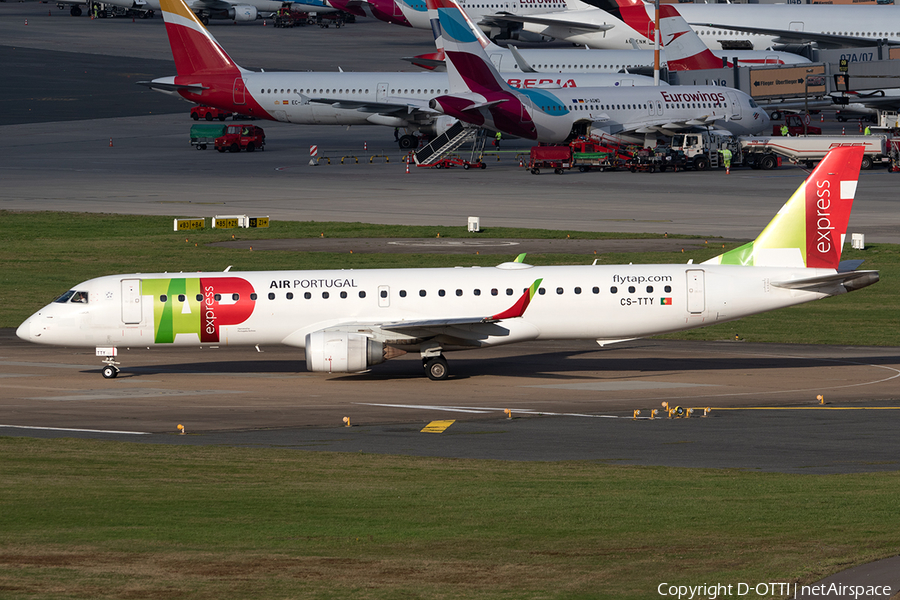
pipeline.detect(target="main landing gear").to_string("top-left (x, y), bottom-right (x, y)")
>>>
top-left (421, 344), bottom-right (449, 380)
top-left (423, 356), bottom-right (449, 381)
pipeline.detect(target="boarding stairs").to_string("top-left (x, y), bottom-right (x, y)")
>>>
top-left (414, 122), bottom-right (484, 166)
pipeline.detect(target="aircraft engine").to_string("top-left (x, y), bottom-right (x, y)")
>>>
top-left (419, 116), bottom-right (458, 137)
top-left (305, 331), bottom-right (389, 373)
top-left (228, 5), bottom-right (258, 21)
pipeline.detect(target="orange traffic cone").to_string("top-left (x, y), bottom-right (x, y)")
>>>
top-left (406, 162), bottom-right (410, 174)
top-left (109, 138), bottom-right (113, 147)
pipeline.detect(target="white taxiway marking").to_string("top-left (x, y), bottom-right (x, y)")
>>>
top-left (359, 403), bottom-right (623, 418)
top-left (0, 424), bottom-right (151, 435)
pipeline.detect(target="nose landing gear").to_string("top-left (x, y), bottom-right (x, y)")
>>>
top-left (96, 347), bottom-right (120, 379)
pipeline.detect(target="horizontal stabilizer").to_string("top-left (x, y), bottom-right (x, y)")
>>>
top-left (138, 79), bottom-right (208, 93)
top-left (772, 270), bottom-right (879, 294)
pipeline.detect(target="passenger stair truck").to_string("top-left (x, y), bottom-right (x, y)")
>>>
top-left (414, 122), bottom-right (485, 167)
top-left (740, 135), bottom-right (895, 171)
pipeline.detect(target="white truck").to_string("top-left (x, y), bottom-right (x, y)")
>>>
top-left (668, 131), bottom-right (743, 171)
top-left (666, 130), bottom-right (900, 171)
top-left (739, 135), bottom-right (897, 170)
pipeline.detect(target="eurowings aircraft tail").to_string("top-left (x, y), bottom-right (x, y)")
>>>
top-left (427, 0), bottom-right (540, 139)
top-left (159, 0), bottom-right (245, 77)
top-left (704, 146), bottom-right (864, 269)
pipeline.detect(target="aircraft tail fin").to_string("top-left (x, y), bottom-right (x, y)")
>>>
top-left (704, 146), bottom-right (864, 270)
top-left (159, 0), bottom-right (244, 76)
top-left (427, 0), bottom-right (511, 94)
top-left (658, 5), bottom-right (727, 71)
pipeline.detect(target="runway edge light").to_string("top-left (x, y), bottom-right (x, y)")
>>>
top-left (343, 416), bottom-right (350, 427)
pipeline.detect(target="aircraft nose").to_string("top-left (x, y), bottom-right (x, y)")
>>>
top-left (16, 316), bottom-right (33, 341)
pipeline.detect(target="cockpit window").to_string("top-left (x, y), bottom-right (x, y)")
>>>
top-left (54, 290), bottom-right (88, 303)
top-left (749, 99), bottom-right (758, 108)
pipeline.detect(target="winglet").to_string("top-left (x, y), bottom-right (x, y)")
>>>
top-left (485, 278), bottom-right (542, 322)
top-left (704, 146), bottom-right (864, 269)
top-left (514, 253), bottom-right (527, 263)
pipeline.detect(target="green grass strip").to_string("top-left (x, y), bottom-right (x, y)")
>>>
top-left (1, 437), bottom-right (899, 600)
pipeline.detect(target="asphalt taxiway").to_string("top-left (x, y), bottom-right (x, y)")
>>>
top-left (2, 329), bottom-right (899, 474)
top-left (1, 0), bottom-right (899, 476)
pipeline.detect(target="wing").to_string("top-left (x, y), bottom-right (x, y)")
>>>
top-left (308, 278), bottom-right (543, 348)
top-left (690, 22), bottom-right (900, 50)
top-left (301, 93), bottom-right (440, 119)
top-left (482, 10), bottom-right (614, 33)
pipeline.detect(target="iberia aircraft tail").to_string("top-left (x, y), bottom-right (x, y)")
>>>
top-left (704, 146), bottom-right (864, 270)
top-left (149, 0), bottom-right (272, 119)
top-left (159, 0), bottom-right (244, 77)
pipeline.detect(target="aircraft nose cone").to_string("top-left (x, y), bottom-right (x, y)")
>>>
top-left (16, 316), bottom-right (33, 341)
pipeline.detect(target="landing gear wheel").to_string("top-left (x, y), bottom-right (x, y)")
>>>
top-left (102, 365), bottom-right (119, 379)
top-left (424, 357), bottom-right (449, 381)
top-left (398, 135), bottom-right (417, 150)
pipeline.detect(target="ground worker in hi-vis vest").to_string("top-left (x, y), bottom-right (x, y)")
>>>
top-left (721, 148), bottom-right (733, 174)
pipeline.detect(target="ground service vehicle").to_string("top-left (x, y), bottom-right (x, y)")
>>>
top-left (773, 114), bottom-right (822, 136)
top-left (836, 109), bottom-right (878, 123)
top-left (740, 135), bottom-right (894, 170)
top-left (214, 125), bottom-right (266, 153)
top-left (529, 139), bottom-right (614, 174)
top-left (191, 105), bottom-right (232, 121)
top-left (190, 124), bottom-right (226, 150)
top-left (666, 131), bottom-right (743, 171)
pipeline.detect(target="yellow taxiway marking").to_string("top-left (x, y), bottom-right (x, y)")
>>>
top-left (421, 420), bottom-right (456, 433)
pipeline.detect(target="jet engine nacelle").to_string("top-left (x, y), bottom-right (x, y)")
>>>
top-left (228, 5), bottom-right (258, 21)
top-left (305, 331), bottom-right (385, 373)
top-left (419, 116), bottom-right (459, 137)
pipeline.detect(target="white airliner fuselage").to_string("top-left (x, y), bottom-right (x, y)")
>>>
top-left (515, 3), bottom-right (900, 50)
top-left (15, 263), bottom-right (841, 372)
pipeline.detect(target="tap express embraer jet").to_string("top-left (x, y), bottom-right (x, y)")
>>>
top-left (16, 147), bottom-right (878, 381)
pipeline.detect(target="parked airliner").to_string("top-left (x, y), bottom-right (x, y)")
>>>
top-left (428, 0), bottom-right (768, 145)
top-left (408, 0), bottom-right (808, 73)
top-left (326, 0), bottom-right (576, 41)
top-left (16, 147), bottom-right (878, 380)
top-left (504, 0), bottom-right (900, 51)
top-left (143, 0), bottom-right (662, 149)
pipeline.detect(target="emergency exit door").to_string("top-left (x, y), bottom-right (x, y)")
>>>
top-left (121, 279), bottom-right (142, 324)
top-left (686, 270), bottom-right (705, 314)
